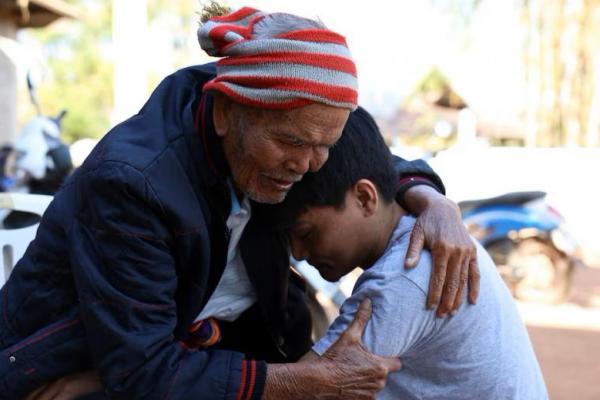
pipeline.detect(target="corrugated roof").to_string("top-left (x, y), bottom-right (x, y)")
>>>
top-left (0, 0), bottom-right (78, 28)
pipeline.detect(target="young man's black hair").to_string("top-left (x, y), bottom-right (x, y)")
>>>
top-left (273, 106), bottom-right (399, 229)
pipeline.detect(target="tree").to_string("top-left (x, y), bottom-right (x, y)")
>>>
top-left (26, 0), bottom-right (113, 144)
top-left (431, 0), bottom-right (600, 147)
top-left (24, 0), bottom-right (202, 144)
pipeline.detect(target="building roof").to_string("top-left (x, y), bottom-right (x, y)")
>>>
top-left (0, 0), bottom-right (78, 28)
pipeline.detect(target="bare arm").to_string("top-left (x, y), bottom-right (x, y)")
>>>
top-left (299, 350), bottom-right (320, 362)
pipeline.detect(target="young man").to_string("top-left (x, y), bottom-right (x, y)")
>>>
top-left (274, 107), bottom-right (548, 399)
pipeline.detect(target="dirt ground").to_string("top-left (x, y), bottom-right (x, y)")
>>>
top-left (517, 263), bottom-right (600, 400)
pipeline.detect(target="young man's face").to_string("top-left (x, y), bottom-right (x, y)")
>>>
top-left (214, 99), bottom-right (349, 204)
top-left (288, 192), bottom-right (366, 282)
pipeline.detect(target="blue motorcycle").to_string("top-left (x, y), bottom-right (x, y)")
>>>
top-left (459, 191), bottom-right (583, 303)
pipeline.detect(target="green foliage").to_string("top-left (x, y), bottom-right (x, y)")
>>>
top-left (19, 0), bottom-right (234, 144)
top-left (27, 0), bottom-right (113, 143)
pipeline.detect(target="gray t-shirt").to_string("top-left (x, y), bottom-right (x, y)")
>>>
top-left (313, 216), bottom-right (548, 400)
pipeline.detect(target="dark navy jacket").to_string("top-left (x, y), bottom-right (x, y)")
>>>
top-left (0, 64), bottom-right (443, 399)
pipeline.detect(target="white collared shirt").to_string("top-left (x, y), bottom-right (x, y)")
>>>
top-left (194, 181), bottom-right (257, 322)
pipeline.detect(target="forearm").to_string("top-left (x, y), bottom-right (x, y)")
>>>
top-left (300, 350), bottom-right (320, 362)
top-left (263, 363), bottom-right (325, 400)
top-left (403, 185), bottom-right (453, 216)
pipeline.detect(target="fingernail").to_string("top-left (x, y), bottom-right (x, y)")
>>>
top-left (438, 312), bottom-right (447, 318)
top-left (450, 310), bottom-right (457, 317)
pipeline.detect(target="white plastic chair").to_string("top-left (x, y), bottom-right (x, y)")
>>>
top-left (0, 193), bottom-right (53, 286)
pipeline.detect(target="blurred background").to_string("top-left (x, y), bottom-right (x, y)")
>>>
top-left (0, 0), bottom-right (599, 398)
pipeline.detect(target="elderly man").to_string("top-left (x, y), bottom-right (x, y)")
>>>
top-left (1, 6), bottom-right (479, 400)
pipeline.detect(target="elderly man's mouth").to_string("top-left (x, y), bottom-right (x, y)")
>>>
top-left (267, 176), bottom-right (300, 191)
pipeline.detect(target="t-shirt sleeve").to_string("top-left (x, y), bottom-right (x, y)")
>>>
top-left (313, 273), bottom-right (438, 358)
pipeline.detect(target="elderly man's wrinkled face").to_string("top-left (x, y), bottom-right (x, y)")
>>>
top-left (214, 97), bottom-right (350, 204)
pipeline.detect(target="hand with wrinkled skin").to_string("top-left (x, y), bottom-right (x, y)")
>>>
top-left (402, 185), bottom-right (481, 317)
top-left (263, 298), bottom-right (401, 399)
top-left (22, 300), bottom-right (394, 400)
top-left (24, 370), bottom-right (102, 400)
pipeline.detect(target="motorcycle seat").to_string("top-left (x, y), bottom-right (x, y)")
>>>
top-left (458, 191), bottom-right (547, 213)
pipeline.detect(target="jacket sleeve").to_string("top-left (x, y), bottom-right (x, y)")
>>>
top-left (68, 161), bottom-right (265, 400)
top-left (392, 155), bottom-right (446, 205)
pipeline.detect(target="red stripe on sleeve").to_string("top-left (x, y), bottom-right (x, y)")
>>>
top-left (398, 176), bottom-right (433, 186)
top-left (236, 360), bottom-right (248, 400)
top-left (244, 360), bottom-right (257, 400)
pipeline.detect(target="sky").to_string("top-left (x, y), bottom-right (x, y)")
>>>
top-left (213, 0), bottom-right (527, 121)
top-left (209, 0), bottom-right (449, 116)
top-left (12, 1), bottom-right (528, 126)
top-left (21, 0), bottom-right (525, 124)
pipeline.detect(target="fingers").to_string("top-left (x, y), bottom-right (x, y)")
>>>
top-left (24, 384), bottom-right (48, 400)
top-left (404, 220), bottom-right (425, 268)
top-left (425, 232), bottom-right (479, 315)
top-left (436, 252), bottom-right (463, 317)
top-left (343, 355), bottom-right (400, 398)
top-left (342, 298), bottom-right (373, 343)
top-left (426, 247), bottom-right (449, 310)
top-left (450, 255), bottom-right (470, 313)
top-left (34, 381), bottom-right (63, 400)
top-left (380, 355), bottom-right (402, 373)
top-left (467, 256), bottom-right (481, 305)
top-left (24, 382), bottom-right (63, 400)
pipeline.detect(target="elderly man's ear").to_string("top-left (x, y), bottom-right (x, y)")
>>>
top-left (212, 92), bottom-right (230, 137)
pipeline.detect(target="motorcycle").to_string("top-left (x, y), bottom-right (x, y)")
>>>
top-left (0, 73), bottom-right (73, 228)
top-left (459, 191), bottom-right (584, 303)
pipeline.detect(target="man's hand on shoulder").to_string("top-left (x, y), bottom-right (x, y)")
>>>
top-left (403, 185), bottom-right (481, 317)
top-left (264, 298), bottom-right (401, 400)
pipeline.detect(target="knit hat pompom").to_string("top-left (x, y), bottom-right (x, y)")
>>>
top-left (199, 1), bottom-right (232, 23)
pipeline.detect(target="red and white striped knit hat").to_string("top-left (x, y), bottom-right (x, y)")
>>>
top-left (198, 7), bottom-right (358, 110)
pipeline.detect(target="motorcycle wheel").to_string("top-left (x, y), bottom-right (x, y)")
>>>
top-left (487, 238), bottom-right (574, 304)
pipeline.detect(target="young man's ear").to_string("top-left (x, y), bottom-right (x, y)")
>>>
top-left (352, 179), bottom-right (378, 216)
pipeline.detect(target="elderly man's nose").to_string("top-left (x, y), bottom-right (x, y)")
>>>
top-left (285, 151), bottom-right (311, 175)
top-left (308, 147), bottom-right (328, 172)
